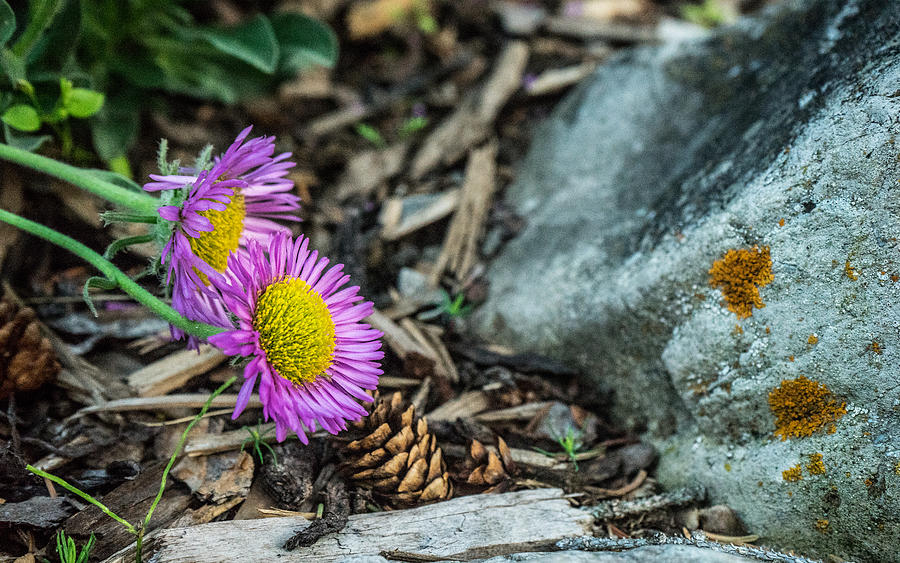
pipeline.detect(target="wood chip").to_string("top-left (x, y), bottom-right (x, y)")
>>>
top-left (525, 62), bottom-right (599, 97)
top-left (546, 16), bottom-right (657, 42)
top-left (75, 394), bottom-right (261, 416)
top-left (474, 401), bottom-right (556, 423)
top-left (366, 310), bottom-right (436, 376)
top-left (101, 488), bottom-right (592, 563)
top-left (380, 189), bottom-right (461, 241)
top-left (65, 462), bottom-right (192, 561)
top-left (3, 283), bottom-right (129, 406)
top-left (431, 141), bottom-right (499, 284)
top-left (335, 142), bottom-right (409, 201)
top-left (127, 345), bottom-right (227, 397)
top-left (0, 165), bottom-right (23, 271)
top-left (424, 390), bottom-right (490, 421)
top-left (410, 41), bottom-right (529, 179)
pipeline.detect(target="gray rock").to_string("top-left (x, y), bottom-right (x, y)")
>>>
top-left (474, 0), bottom-right (900, 561)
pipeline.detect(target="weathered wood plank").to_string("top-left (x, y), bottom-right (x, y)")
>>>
top-left (102, 488), bottom-right (591, 563)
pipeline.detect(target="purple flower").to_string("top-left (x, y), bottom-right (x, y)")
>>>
top-left (144, 126), bottom-right (301, 344)
top-left (208, 232), bottom-right (383, 443)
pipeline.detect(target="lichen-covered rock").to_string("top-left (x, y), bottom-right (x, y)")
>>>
top-left (473, 0), bottom-right (900, 560)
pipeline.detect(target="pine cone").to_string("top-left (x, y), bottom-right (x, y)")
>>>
top-left (462, 437), bottom-right (518, 491)
top-left (339, 392), bottom-right (453, 507)
top-left (0, 297), bottom-right (60, 399)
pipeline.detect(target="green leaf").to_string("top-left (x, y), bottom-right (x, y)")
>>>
top-left (0, 47), bottom-right (25, 85)
top-left (1, 104), bottom-right (40, 131)
top-left (2, 123), bottom-right (50, 150)
top-left (198, 14), bottom-right (279, 73)
top-left (65, 87), bottom-right (104, 118)
top-left (270, 12), bottom-right (338, 73)
top-left (0, 1), bottom-right (15, 45)
top-left (26, 0), bottom-right (80, 74)
top-left (90, 91), bottom-right (139, 161)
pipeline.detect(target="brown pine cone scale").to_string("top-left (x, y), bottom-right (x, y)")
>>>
top-left (340, 392), bottom-right (453, 507)
top-left (0, 297), bottom-right (60, 399)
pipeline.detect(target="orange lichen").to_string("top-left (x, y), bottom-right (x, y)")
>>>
top-left (807, 334), bottom-right (818, 345)
top-left (708, 246), bottom-right (774, 319)
top-left (870, 341), bottom-right (883, 355)
top-left (806, 453), bottom-right (826, 475)
top-left (724, 463), bottom-right (731, 472)
top-left (845, 261), bottom-right (859, 280)
top-left (815, 519), bottom-right (829, 533)
top-left (891, 274), bottom-right (899, 283)
top-left (782, 465), bottom-right (803, 482)
top-left (778, 218), bottom-right (785, 227)
top-left (733, 324), bottom-right (743, 335)
top-left (768, 376), bottom-right (847, 440)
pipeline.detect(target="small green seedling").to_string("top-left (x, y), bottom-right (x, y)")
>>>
top-left (51, 530), bottom-right (95, 563)
top-left (418, 290), bottom-right (473, 321)
top-left (398, 115), bottom-right (429, 138)
top-left (355, 123), bottom-right (386, 148)
top-left (241, 419), bottom-right (279, 465)
top-left (534, 426), bottom-right (585, 471)
top-left (680, 0), bottom-right (735, 28)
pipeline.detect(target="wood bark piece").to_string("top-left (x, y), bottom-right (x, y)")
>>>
top-left (127, 345), bottom-right (227, 397)
top-left (366, 310), bottom-right (436, 377)
top-left (101, 488), bottom-right (592, 563)
top-left (525, 63), bottom-right (599, 97)
top-left (424, 390), bottom-right (491, 421)
top-left (3, 283), bottom-right (129, 405)
top-left (380, 189), bottom-right (461, 241)
top-left (335, 142), bottom-right (409, 201)
top-left (76, 394), bottom-right (261, 416)
top-left (0, 165), bottom-right (23, 271)
top-left (398, 319), bottom-right (458, 383)
top-left (410, 41), bottom-right (529, 179)
top-left (431, 141), bottom-right (499, 284)
top-left (545, 16), bottom-right (657, 42)
top-left (65, 462), bottom-right (192, 560)
top-left (474, 401), bottom-right (556, 423)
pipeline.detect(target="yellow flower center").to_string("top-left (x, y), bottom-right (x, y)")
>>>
top-left (189, 194), bottom-right (246, 284)
top-left (253, 277), bottom-right (337, 384)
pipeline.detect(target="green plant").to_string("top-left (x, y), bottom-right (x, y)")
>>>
top-left (27, 375), bottom-right (237, 562)
top-left (54, 530), bottom-right (95, 563)
top-left (418, 289), bottom-right (473, 321)
top-left (680, 0), bottom-right (736, 28)
top-left (0, 0), bottom-right (338, 167)
top-left (398, 115), bottom-right (428, 138)
top-left (0, 2), bottom-right (105, 155)
top-left (533, 426), bottom-right (584, 471)
top-left (241, 419), bottom-right (278, 465)
top-left (355, 123), bottom-right (386, 148)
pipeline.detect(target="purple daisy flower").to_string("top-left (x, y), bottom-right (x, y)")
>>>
top-left (144, 126), bottom-right (301, 343)
top-left (208, 232), bottom-right (383, 443)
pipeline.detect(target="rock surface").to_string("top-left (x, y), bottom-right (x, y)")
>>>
top-left (474, 0), bottom-right (900, 561)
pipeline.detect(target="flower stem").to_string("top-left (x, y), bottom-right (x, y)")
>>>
top-left (0, 143), bottom-right (159, 215)
top-left (26, 465), bottom-right (137, 534)
top-left (0, 209), bottom-right (223, 340)
top-left (141, 376), bottom-right (238, 535)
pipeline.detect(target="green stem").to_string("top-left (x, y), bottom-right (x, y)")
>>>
top-left (142, 376), bottom-right (238, 533)
top-left (0, 143), bottom-right (159, 214)
top-left (0, 209), bottom-right (223, 340)
top-left (27, 465), bottom-right (137, 534)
